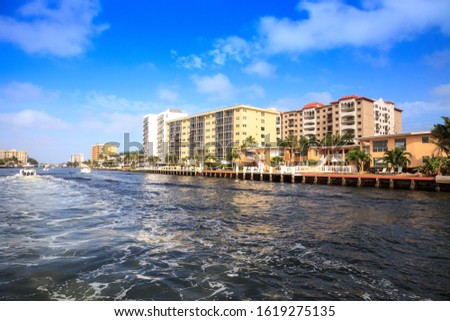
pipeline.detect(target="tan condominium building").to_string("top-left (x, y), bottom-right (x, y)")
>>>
top-left (90, 144), bottom-right (119, 162)
top-left (0, 149), bottom-right (28, 164)
top-left (281, 95), bottom-right (402, 141)
top-left (166, 104), bottom-right (279, 162)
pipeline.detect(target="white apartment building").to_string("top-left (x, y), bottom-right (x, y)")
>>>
top-left (71, 153), bottom-right (84, 163)
top-left (143, 109), bottom-right (187, 160)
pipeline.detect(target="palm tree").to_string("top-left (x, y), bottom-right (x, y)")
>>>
top-left (415, 155), bottom-right (449, 176)
top-left (346, 147), bottom-right (371, 173)
top-left (241, 136), bottom-right (257, 148)
top-left (383, 148), bottom-right (412, 170)
top-left (204, 153), bottom-right (216, 169)
top-left (148, 156), bottom-right (160, 165)
top-left (320, 133), bottom-right (354, 159)
top-left (166, 153), bottom-right (177, 165)
top-left (279, 136), bottom-right (298, 165)
top-left (271, 156), bottom-right (283, 168)
top-left (431, 116), bottom-right (450, 155)
top-left (227, 151), bottom-right (240, 169)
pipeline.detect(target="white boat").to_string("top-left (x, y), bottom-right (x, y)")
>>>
top-left (43, 165), bottom-right (50, 171)
top-left (19, 165), bottom-right (37, 176)
top-left (80, 166), bottom-right (91, 174)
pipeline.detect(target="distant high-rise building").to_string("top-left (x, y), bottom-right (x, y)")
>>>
top-left (143, 109), bottom-right (188, 160)
top-left (280, 95), bottom-right (402, 141)
top-left (90, 144), bottom-right (118, 162)
top-left (0, 149), bottom-right (28, 164)
top-left (70, 153), bottom-right (84, 163)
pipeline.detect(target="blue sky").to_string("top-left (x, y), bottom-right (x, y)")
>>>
top-left (0, 0), bottom-right (449, 163)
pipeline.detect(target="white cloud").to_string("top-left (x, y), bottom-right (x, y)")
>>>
top-left (398, 84), bottom-right (450, 131)
top-left (158, 88), bottom-right (179, 102)
top-left (80, 112), bottom-right (143, 134)
top-left (173, 52), bottom-right (204, 69)
top-left (270, 91), bottom-right (333, 111)
top-left (191, 73), bottom-right (235, 100)
top-left (243, 60), bottom-right (276, 78)
top-left (432, 83), bottom-right (450, 97)
top-left (0, 109), bottom-right (70, 129)
top-left (398, 100), bottom-right (449, 132)
top-left (425, 49), bottom-right (450, 68)
top-left (303, 91), bottom-right (333, 104)
top-left (0, 81), bottom-right (44, 101)
top-left (209, 36), bottom-right (250, 65)
top-left (0, 0), bottom-right (108, 57)
top-left (243, 84), bottom-right (265, 98)
top-left (258, 0), bottom-right (450, 54)
top-left (85, 92), bottom-right (161, 113)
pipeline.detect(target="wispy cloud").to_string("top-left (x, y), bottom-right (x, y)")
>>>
top-left (431, 83), bottom-right (450, 97)
top-left (258, 0), bottom-right (450, 54)
top-left (191, 73), bottom-right (235, 100)
top-left (398, 83), bottom-right (450, 131)
top-left (0, 0), bottom-right (108, 57)
top-left (0, 81), bottom-right (43, 101)
top-left (424, 49), bottom-right (450, 68)
top-left (171, 50), bottom-right (205, 69)
top-left (243, 60), bottom-right (276, 78)
top-left (270, 91), bottom-right (333, 111)
top-left (84, 91), bottom-right (161, 113)
top-left (80, 112), bottom-right (143, 134)
top-left (158, 88), bottom-right (179, 102)
top-left (208, 36), bottom-right (250, 65)
top-left (0, 109), bottom-right (70, 129)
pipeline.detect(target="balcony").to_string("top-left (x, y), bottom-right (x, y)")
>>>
top-left (341, 106), bottom-right (355, 113)
top-left (341, 116), bottom-right (355, 125)
top-left (304, 127), bottom-right (316, 133)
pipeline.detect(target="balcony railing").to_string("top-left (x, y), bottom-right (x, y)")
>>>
top-left (341, 106), bottom-right (355, 112)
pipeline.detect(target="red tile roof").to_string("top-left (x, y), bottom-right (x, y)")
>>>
top-left (339, 94), bottom-right (359, 100)
top-left (303, 102), bottom-right (324, 109)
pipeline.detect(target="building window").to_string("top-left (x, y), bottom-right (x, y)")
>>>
top-left (373, 140), bottom-right (388, 152)
top-left (395, 138), bottom-right (406, 150)
top-left (261, 127), bottom-right (265, 131)
top-left (422, 136), bottom-right (429, 144)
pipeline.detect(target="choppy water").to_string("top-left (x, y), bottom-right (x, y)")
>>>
top-left (0, 168), bottom-right (449, 300)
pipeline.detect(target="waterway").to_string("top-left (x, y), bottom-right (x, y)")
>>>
top-left (0, 168), bottom-right (449, 300)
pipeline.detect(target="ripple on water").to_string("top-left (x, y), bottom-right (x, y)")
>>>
top-left (0, 169), bottom-right (449, 300)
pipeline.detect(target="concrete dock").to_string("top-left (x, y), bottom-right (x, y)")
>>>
top-left (133, 168), bottom-right (448, 192)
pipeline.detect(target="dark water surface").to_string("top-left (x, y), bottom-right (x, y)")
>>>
top-left (0, 168), bottom-right (449, 300)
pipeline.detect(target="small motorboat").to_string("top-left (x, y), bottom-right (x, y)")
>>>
top-left (80, 165), bottom-right (91, 174)
top-left (20, 165), bottom-right (37, 176)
